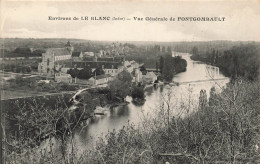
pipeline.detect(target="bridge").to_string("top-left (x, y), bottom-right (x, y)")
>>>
top-left (172, 77), bottom-right (229, 85)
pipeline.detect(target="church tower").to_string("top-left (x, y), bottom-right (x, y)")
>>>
top-left (65, 41), bottom-right (74, 54)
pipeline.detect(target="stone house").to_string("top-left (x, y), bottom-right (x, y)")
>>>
top-left (88, 74), bottom-right (111, 86)
top-left (38, 41), bottom-right (73, 76)
top-left (72, 61), bottom-right (123, 76)
top-left (132, 68), bottom-right (143, 83)
top-left (72, 51), bottom-right (83, 61)
top-left (82, 52), bottom-right (95, 57)
top-left (143, 72), bottom-right (157, 84)
top-left (55, 73), bottom-right (72, 83)
top-left (71, 52), bottom-right (83, 58)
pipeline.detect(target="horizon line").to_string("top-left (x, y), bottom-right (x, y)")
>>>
top-left (1, 37), bottom-right (260, 43)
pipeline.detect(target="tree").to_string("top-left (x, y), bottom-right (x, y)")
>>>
top-left (21, 66), bottom-right (32, 73)
top-left (109, 79), bottom-right (131, 102)
top-left (159, 56), bottom-right (164, 73)
top-left (156, 62), bottom-right (159, 73)
top-left (191, 46), bottom-right (199, 56)
top-left (160, 55), bottom-right (187, 82)
top-left (78, 67), bottom-right (92, 79)
top-left (140, 65), bottom-right (147, 75)
top-left (167, 46), bottom-right (171, 53)
top-left (140, 65), bottom-right (146, 72)
top-left (162, 46), bottom-right (165, 52)
top-left (198, 89), bottom-right (207, 110)
top-left (32, 49), bottom-right (45, 56)
top-left (13, 47), bottom-right (32, 55)
top-left (93, 67), bottom-right (105, 76)
top-left (109, 70), bottom-right (133, 101)
top-left (162, 55), bottom-right (176, 81)
top-left (15, 66), bottom-right (22, 73)
top-left (131, 87), bottom-right (145, 100)
top-left (67, 68), bottom-right (80, 78)
top-left (190, 44), bottom-right (260, 81)
top-left (117, 70), bottom-right (132, 83)
top-left (209, 87), bottom-right (218, 106)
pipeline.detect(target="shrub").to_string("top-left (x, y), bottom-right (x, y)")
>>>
top-left (131, 86), bottom-right (145, 100)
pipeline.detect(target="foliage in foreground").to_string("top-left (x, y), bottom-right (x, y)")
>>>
top-left (3, 79), bottom-right (260, 163)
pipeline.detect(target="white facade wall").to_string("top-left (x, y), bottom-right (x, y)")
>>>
top-left (55, 73), bottom-right (72, 83)
top-left (104, 69), bottom-right (118, 76)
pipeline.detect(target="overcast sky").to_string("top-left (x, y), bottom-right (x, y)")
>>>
top-left (1, 0), bottom-right (260, 42)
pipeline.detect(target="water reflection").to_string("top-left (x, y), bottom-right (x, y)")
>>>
top-left (111, 105), bottom-right (130, 117)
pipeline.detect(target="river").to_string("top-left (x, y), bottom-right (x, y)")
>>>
top-left (69, 53), bottom-right (229, 152)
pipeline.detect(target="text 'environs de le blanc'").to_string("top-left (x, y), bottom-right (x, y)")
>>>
top-left (48, 16), bottom-right (226, 22)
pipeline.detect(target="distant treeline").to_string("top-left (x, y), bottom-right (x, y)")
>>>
top-left (2, 38), bottom-right (259, 58)
top-left (1, 48), bottom-right (45, 58)
top-left (125, 44), bottom-right (171, 68)
top-left (1, 38), bottom-right (137, 57)
top-left (171, 41), bottom-right (260, 54)
top-left (2, 59), bottom-right (40, 72)
top-left (125, 45), bottom-right (171, 68)
top-left (190, 44), bottom-right (260, 81)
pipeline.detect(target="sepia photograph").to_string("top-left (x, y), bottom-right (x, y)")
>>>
top-left (1, 0), bottom-right (260, 163)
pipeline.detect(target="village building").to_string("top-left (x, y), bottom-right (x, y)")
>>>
top-left (132, 68), bottom-right (143, 83)
top-left (125, 65), bottom-right (134, 73)
top-left (67, 56), bottom-right (125, 76)
top-left (123, 60), bottom-right (131, 67)
top-left (104, 50), bottom-right (111, 56)
top-left (55, 73), bottom-right (72, 83)
top-left (60, 67), bottom-right (71, 74)
top-left (129, 60), bottom-right (139, 69)
top-left (123, 60), bottom-right (140, 73)
top-left (143, 72), bottom-right (157, 84)
top-left (95, 52), bottom-right (102, 58)
top-left (72, 51), bottom-right (83, 61)
top-left (83, 56), bottom-right (97, 62)
top-left (72, 51), bottom-right (83, 58)
top-left (88, 74), bottom-right (111, 86)
top-left (38, 41), bottom-right (73, 76)
top-left (82, 52), bottom-right (95, 57)
top-left (72, 61), bottom-right (123, 76)
top-left (99, 50), bottom-right (106, 56)
top-left (95, 50), bottom-right (108, 57)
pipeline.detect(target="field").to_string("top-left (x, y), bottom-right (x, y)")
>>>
top-left (1, 89), bottom-right (76, 100)
top-left (1, 90), bottom-right (43, 100)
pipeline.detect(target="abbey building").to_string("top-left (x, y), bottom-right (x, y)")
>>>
top-left (38, 41), bottom-right (73, 76)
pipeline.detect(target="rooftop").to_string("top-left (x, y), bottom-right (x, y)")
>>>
top-left (72, 61), bottom-right (121, 69)
top-left (72, 52), bottom-right (81, 57)
top-left (94, 74), bottom-right (111, 80)
top-left (65, 41), bottom-right (72, 47)
top-left (46, 48), bottom-right (71, 56)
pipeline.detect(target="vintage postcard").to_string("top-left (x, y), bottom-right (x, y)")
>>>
top-left (1, 0), bottom-right (260, 163)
